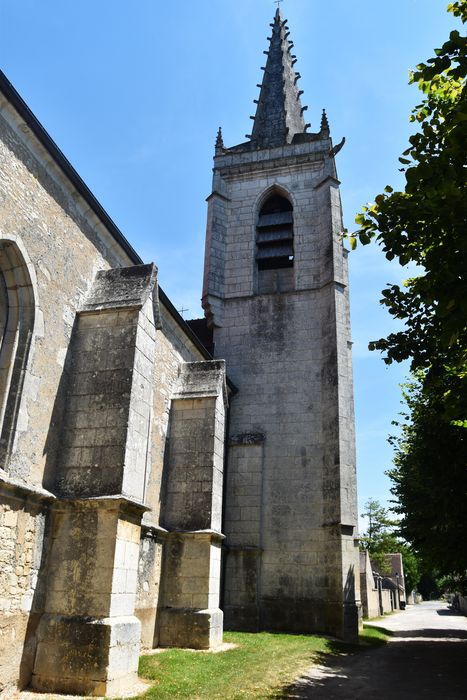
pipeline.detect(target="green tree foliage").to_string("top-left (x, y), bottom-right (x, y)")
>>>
top-left (400, 547), bottom-right (422, 597)
top-left (360, 499), bottom-right (420, 593)
top-left (349, 2), bottom-right (467, 584)
top-left (388, 379), bottom-right (467, 586)
top-left (348, 1), bottom-right (467, 425)
top-left (360, 499), bottom-right (397, 553)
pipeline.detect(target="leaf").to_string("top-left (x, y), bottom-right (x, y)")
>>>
top-left (349, 236), bottom-right (357, 251)
top-left (359, 232), bottom-right (371, 245)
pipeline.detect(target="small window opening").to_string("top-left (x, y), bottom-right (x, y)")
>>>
top-left (256, 194), bottom-right (294, 270)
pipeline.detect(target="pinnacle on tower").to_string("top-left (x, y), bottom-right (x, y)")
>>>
top-left (215, 126), bottom-right (224, 154)
top-left (320, 109), bottom-right (330, 135)
top-left (250, 8), bottom-right (307, 149)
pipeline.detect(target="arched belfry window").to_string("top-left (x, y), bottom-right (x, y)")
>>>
top-left (256, 193), bottom-right (294, 293)
top-left (256, 194), bottom-right (294, 270)
top-left (0, 240), bottom-right (35, 470)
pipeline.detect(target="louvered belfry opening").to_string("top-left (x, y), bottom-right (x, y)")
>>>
top-left (256, 194), bottom-right (294, 270)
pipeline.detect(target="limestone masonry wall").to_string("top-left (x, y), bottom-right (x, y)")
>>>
top-left (0, 492), bottom-right (49, 694)
top-left (0, 85), bottom-right (212, 693)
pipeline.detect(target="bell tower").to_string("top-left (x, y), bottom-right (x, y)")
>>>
top-left (202, 8), bottom-right (360, 640)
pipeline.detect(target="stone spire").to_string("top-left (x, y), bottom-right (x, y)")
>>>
top-left (250, 8), bottom-right (307, 149)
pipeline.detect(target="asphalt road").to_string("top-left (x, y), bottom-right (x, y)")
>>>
top-left (283, 601), bottom-right (467, 699)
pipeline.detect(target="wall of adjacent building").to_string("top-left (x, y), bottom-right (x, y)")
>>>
top-left (359, 551), bottom-right (380, 619)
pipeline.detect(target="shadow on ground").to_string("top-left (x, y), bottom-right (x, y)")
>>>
top-left (276, 632), bottom-right (467, 699)
top-left (391, 628), bottom-right (467, 639)
top-left (437, 607), bottom-right (466, 617)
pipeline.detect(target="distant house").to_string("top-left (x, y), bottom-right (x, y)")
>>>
top-left (360, 551), bottom-right (406, 618)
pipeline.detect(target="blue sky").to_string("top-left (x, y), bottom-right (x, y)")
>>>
top-left (1, 0), bottom-right (459, 529)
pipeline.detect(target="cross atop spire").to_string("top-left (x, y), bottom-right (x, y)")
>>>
top-left (249, 8), bottom-right (307, 149)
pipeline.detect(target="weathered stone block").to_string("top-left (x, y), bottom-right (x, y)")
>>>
top-left (32, 614), bottom-right (141, 696)
top-left (158, 608), bottom-right (223, 650)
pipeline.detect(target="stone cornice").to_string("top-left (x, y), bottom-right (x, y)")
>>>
top-left (0, 471), bottom-right (56, 504)
top-left (216, 150), bottom-right (326, 179)
top-left (166, 528), bottom-right (225, 542)
top-left (141, 523), bottom-right (169, 540)
top-left (225, 543), bottom-right (263, 552)
top-left (51, 494), bottom-right (151, 516)
top-left (205, 190), bottom-right (231, 203)
top-left (313, 174), bottom-right (341, 190)
top-left (219, 279), bottom-right (348, 304)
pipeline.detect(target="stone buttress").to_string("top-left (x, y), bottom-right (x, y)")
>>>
top-left (157, 361), bottom-right (228, 649)
top-left (32, 265), bottom-right (157, 696)
top-left (202, 9), bottom-right (361, 641)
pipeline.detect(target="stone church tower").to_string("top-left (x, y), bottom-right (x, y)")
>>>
top-left (203, 8), bottom-right (360, 640)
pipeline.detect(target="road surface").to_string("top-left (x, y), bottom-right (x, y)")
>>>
top-left (283, 601), bottom-right (467, 699)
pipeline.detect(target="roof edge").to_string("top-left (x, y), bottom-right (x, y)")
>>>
top-left (0, 69), bottom-right (212, 361)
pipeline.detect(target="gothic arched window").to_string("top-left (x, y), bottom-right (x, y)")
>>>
top-left (0, 240), bottom-right (35, 470)
top-left (256, 194), bottom-right (294, 271)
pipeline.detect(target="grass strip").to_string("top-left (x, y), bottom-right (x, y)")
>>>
top-left (360, 624), bottom-right (391, 646)
top-left (135, 631), bottom-right (342, 699)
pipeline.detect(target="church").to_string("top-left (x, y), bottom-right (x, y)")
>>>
top-left (0, 8), bottom-right (360, 696)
